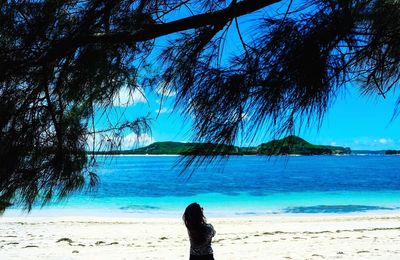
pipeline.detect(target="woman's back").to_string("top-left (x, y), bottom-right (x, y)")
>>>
top-left (188, 223), bottom-right (216, 256)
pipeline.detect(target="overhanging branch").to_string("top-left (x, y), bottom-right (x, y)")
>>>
top-left (92, 0), bottom-right (281, 42)
top-left (39, 0), bottom-right (281, 63)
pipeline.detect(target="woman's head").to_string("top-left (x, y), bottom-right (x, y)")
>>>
top-left (183, 202), bottom-right (206, 227)
top-left (183, 202), bottom-right (207, 243)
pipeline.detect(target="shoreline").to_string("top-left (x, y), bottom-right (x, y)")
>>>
top-left (2, 211), bottom-right (400, 221)
top-left (4, 206), bottom-right (400, 219)
top-left (1, 213), bottom-right (400, 259)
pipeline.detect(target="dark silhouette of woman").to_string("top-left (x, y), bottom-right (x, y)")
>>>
top-left (183, 203), bottom-right (216, 260)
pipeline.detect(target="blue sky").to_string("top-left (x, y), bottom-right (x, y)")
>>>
top-left (95, 1), bottom-right (400, 151)
top-left (299, 88), bottom-right (400, 150)
top-left (102, 82), bottom-right (400, 151)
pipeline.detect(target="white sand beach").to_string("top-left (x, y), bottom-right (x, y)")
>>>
top-left (1, 214), bottom-right (400, 259)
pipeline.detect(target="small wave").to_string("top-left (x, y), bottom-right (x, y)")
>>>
top-left (119, 205), bottom-right (161, 211)
top-left (283, 205), bottom-right (394, 214)
top-left (235, 212), bottom-right (258, 216)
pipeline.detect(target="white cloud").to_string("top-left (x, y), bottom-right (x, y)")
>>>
top-left (351, 137), bottom-right (395, 149)
top-left (120, 133), bottom-right (155, 150)
top-left (86, 132), bottom-right (154, 151)
top-left (242, 112), bottom-right (250, 121)
top-left (330, 141), bottom-right (337, 146)
top-left (371, 138), bottom-right (393, 145)
top-left (155, 107), bottom-right (173, 114)
top-left (156, 82), bottom-right (176, 97)
top-left (378, 138), bottom-right (390, 144)
top-left (112, 86), bottom-right (146, 107)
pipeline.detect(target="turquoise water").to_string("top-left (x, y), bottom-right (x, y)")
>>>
top-left (6, 155), bottom-right (400, 217)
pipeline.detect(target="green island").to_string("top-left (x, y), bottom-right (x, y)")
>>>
top-left (96, 136), bottom-right (351, 155)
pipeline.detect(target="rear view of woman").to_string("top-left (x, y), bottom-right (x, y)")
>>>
top-left (183, 203), bottom-right (216, 260)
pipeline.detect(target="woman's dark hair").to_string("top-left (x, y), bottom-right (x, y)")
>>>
top-left (183, 202), bottom-right (208, 244)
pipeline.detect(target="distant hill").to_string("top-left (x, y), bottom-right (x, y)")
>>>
top-left (351, 150), bottom-right (400, 155)
top-left (97, 136), bottom-right (351, 155)
top-left (128, 141), bottom-right (241, 155)
top-left (385, 150), bottom-right (400, 155)
top-left (352, 150), bottom-right (386, 155)
top-left (256, 136), bottom-right (351, 155)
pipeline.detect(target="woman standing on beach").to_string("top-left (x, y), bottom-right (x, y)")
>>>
top-left (183, 203), bottom-right (216, 260)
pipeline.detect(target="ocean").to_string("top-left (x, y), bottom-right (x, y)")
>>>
top-left (6, 155), bottom-right (400, 217)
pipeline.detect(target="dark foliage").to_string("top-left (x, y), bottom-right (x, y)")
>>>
top-left (0, 0), bottom-right (154, 212)
top-left (163, 0), bottom-right (400, 144)
top-left (1, 0), bottom-right (400, 212)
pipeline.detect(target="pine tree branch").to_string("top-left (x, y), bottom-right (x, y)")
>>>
top-left (38, 0), bottom-right (281, 64)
